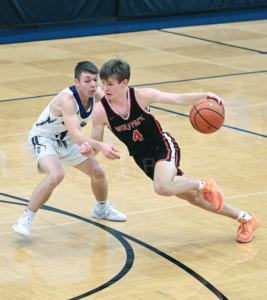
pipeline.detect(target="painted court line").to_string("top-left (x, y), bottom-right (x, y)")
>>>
top-left (150, 105), bottom-right (267, 138)
top-left (159, 29), bottom-right (267, 54)
top-left (127, 203), bottom-right (190, 214)
top-left (227, 103), bottom-right (267, 109)
top-left (2, 191), bottom-right (266, 235)
top-left (0, 132), bottom-right (28, 138)
top-left (0, 220), bottom-right (82, 235)
top-left (127, 191), bottom-right (267, 215)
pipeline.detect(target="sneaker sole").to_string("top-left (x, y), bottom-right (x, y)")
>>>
top-left (91, 211), bottom-right (127, 222)
top-left (12, 224), bottom-right (30, 238)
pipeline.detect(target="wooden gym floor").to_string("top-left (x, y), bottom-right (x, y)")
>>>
top-left (0, 19), bottom-right (267, 300)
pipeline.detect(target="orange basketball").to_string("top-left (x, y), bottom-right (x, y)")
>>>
top-left (189, 99), bottom-right (225, 134)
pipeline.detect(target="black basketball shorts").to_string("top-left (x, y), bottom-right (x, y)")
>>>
top-left (133, 132), bottom-right (183, 180)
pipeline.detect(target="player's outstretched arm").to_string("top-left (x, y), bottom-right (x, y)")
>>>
top-left (136, 88), bottom-right (225, 109)
top-left (61, 94), bottom-right (119, 159)
top-left (90, 103), bottom-right (120, 160)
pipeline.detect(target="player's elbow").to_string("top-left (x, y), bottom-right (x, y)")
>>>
top-left (69, 131), bottom-right (82, 145)
top-left (71, 136), bottom-right (79, 145)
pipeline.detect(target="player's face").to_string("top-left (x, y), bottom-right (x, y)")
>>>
top-left (102, 77), bottom-right (128, 101)
top-left (75, 72), bottom-right (99, 98)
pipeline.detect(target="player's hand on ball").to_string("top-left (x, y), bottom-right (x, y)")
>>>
top-left (80, 142), bottom-right (94, 158)
top-left (101, 143), bottom-right (120, 160)
top-left (206, 92), bottom-right (225, 109)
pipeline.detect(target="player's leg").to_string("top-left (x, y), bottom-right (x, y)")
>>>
top-left (13, 154), bottom-right (65, 237)
top-left (74, 157), bottom-right (127, 221)
top-left (176, 189), bottom-right (240, 217)
top-left (153, 161), bottom-right (238, 216)
top-left (153, 161), bottom-right (199, 196)
top-left (176, 189), bottom-right (260, 243)
top-left (28, 155), bottom-right (65, 211)
top-left (153, 162), bottom-right (259, 242)
top-left (152, 131), bottom-right (259, 242)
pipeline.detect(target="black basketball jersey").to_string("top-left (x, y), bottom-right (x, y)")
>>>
top-left (100, 87), bottom-right (164, 156)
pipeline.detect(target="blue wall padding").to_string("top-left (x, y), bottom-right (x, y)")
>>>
top-left (0, 2), bottom-right (267, 44)
top-left (0, 0), bottom-right (116, 28)
top-left (119, 0), bottom-right (233, 17)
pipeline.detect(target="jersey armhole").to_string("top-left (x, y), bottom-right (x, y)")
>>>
top-left (99, 102), bottom-right (112, 131)
top-left (133, 88), bottom-right (151, 115)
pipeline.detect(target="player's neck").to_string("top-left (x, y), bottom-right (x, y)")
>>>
top-left (110, 87), bottom-right (128, 104)
top-left (77, 90), bottom-right (90, 105)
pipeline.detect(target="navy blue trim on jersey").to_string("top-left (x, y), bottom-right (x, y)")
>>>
top-left (31, 136), bottom-right (46, 150)
top-left (69, 85), bottom-right (94, 119)
top-left (36, 115), bottom-right (58, 127)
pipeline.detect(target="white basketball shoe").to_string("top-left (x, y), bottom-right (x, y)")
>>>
top-left (91, 203), bottom-right (127, 222)
top-left (13, 215), bottom-right (34, 238)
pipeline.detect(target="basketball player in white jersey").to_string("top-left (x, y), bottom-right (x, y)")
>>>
top-left (13, 61), bottom-right (126, 238)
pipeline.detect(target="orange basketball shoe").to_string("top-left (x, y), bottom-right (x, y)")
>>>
top-left (197, 178), bottom-right (225, 212)
top-left (237, 213), bottom-right (260, 243)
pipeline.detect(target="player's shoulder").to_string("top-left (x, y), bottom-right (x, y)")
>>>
top-left (136, 88), bottom-right (160, 99)
top-left (59, 92), bottom-right (76, 106)
top-left (95, 87), bottom-right (105, 102)
top-left (53, 92), bottom-right (76, 114)
top-left (92, 101), bottom-right (106, 122)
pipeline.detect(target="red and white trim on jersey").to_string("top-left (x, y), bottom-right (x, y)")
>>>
top-left (99, 101), bottom-right (112, 131)
top-left (155, 133), bottom-right (179, 168)
top-left (133, 88), bottom-right (152, 115)
top-left (166, 133), bottom-right (180, 171)
top-left (152, 115), bottom-right (172, 162)
top-left (152, 115), bottom-right (163, 134)
top-left (104, 89), bottom-right (131, 121)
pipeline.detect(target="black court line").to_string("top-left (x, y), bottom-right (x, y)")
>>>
top-left (1, 69), bottom-right (267, 104)
top-left (0, 70), bottom-right (266, 138)
top-left (132, 70), bottom-right (267, 87)
top-left (0, 198), bottom-right (135, 299)
top-left (159, 29), bottom-right (267, 54)
top-left (150, 105), bottom-right (267, 138)
top-left (0, 193), bottom-right (228, 300)
top-left (0, 94), bottom-right (57, 103)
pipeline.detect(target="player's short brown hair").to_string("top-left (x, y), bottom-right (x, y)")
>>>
top-left (75, 61), bottom-right (99, 80)
top-left (100, 58), bottom-right (130, 83)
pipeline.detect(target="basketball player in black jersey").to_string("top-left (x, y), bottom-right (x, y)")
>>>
top-left (81, 58), bottom-right (259, 243)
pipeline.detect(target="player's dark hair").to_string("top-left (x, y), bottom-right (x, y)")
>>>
top-left (75, 61), bottom-right (99, 80)
top-left (100, 58), bottom-right (130, 83)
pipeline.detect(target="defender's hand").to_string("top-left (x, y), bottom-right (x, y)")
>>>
top-left (80, 142), bottom-right (94, 158)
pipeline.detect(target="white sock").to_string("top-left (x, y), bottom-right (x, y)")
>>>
top-left (198, 180), bottom-right (205, 190)
top-left (237, 211), bottom-right (252, 221)
top-left (96, 200), bottom-right (108, 210)
top-left (23, 208), bottom-right (36, 221)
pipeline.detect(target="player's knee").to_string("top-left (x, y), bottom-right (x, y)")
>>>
top-left (91, 167), bottom-right (106, 182)
top-left (154, 183), bottom-right (172, 197)
top-left (48, 171), bottom-right (65, 188)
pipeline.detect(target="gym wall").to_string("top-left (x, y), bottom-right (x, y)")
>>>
top-left (0, 0), bottom-right (267, 44)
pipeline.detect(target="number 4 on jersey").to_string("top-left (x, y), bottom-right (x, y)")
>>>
top-left (133, 129), bottom-right (143, 141)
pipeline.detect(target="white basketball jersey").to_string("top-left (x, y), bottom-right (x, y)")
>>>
top-left (30, 86), bottom-right (94, 141)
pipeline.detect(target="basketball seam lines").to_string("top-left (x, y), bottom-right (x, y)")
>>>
top-left (195, 109), bottom-right (222, 130)
top-left (193, 106), bottom-right (205, 133)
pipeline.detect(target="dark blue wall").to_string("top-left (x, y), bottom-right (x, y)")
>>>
top-left (0, 0), bottom-right (116, 28)
top-left (120, 0), bottom-right (267, 17)
top-left (1, 0), bottom-right (267, 29)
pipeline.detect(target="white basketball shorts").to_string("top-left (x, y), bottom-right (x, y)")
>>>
top-left (28, 133), bottom-right (88, 174)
